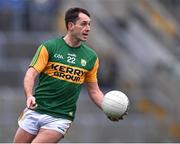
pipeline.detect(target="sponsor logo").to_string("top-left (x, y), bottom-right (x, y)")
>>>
top-left (57, 127), bottom-right (65, 132)
top-left (43, 62), bottom-right (88, 84)
top-left (67, 53), bottom-right (76, 57)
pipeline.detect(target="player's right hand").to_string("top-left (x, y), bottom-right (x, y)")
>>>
top-left (26, 96), bottom-right (37, 110)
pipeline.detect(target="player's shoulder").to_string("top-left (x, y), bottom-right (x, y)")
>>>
top-left (42, 37), bottom-right (60, 47)
top-left (41, 37), bottom-right (64, 54)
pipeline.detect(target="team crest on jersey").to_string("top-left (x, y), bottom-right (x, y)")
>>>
top-left (81, 59), bottom-right (86, 67)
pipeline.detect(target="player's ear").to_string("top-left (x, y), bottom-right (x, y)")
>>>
top-left (68, 22), bottom-right (75, 30)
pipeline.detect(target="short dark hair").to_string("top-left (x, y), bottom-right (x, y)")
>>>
top-left (65, 7), bottom-right (90, 29)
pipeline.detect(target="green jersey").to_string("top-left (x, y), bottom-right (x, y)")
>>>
top-left (29, 37), bottom-right (99, 121)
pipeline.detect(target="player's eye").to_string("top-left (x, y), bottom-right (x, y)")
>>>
top-left (81, 22), bottom-right (90, 27)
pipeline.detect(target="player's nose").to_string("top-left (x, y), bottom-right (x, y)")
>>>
top-left (86, 25), bottom-right (90, 32)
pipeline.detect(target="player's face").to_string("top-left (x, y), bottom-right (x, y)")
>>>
top-left (71, 13), bottom-right (91, 42)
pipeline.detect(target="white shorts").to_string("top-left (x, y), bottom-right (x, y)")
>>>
top-left (18, 108), bottom-right (72, 135)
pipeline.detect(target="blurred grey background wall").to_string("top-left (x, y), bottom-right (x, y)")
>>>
top-left (0, 0), bottom-right (180, 142)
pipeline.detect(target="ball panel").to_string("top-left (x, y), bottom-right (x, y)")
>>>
top-left (102, 100), bottom-right (127, 116)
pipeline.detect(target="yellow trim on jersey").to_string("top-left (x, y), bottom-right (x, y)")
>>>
top-left (85, 58), bottom-right (99, 83)
top-left (30, 45), bottom-right (49, 73)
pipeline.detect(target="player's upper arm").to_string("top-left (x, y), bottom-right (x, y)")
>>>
top-left (29, 45), bottom-right (49, 73)
top-left (85, 58), bottom-right (99, 83)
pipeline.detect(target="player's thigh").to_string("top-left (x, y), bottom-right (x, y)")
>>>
top-left (32, 128), bottom-right (64, 143)
top-left (13, 127), bottom-right (36, 143)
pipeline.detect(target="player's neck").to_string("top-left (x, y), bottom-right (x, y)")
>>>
top-left (63, 34), bottom-right (81, 48)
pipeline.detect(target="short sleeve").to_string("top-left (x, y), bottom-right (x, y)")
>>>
top-left (29, 45), bottom-right (49, 73)
top-left (85, 58), bottom-right (99, 83)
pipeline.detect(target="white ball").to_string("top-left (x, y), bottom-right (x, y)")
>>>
top-left (102, 90), bottom-right (129, 118)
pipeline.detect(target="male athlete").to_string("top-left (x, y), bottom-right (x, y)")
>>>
top-left (13, 7), bottom-right (125, 143)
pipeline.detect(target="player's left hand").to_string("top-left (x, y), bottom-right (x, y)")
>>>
top-left (107, 111), bottom-right (128, 121)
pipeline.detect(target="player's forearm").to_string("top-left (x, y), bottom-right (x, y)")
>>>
top-left (24, 68), bottom-right (38, 98)
top-left (86, 82), bottom-right (104, 110)
top-left (24, 76), bottom-right (34, 97)
top-left (90, 89), bottom-right (104, 110)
